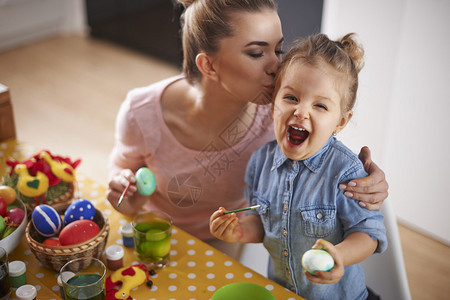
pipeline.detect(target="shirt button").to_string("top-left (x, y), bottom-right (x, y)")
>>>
top-left (284, 250), bottom-right (288, 257)
top-left (283, 230), bottom-right (287, 236)
top-left (316, 213), bottom-right (323, 219)
top-left (283, 204), bottom-right (288, 211)
top-left (290, 287), bottom-right (295, 291)
top-left (285, 268), bottom-right (290, 275)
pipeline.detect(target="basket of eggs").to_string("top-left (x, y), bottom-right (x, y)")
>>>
top-left (25, 198), bottom-right (109, 272)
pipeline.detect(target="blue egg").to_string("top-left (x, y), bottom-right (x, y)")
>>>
top-left (32, 205), bottom-right (63, 237)
top-left (63, 198), bottom-right (96, 226)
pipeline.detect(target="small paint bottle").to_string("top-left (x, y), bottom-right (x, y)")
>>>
top-left (15, 284), bottom-right (37, 300)
top-left (9, 260), bottom-right (26, 288)
top-left (105, 245), bottom-right (124, 271)
top-left (57, 271), bottom-right (75, 300)
top-left (120, 223), bottom-right (134, 248)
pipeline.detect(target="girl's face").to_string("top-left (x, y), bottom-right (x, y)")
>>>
top-left (210, 9), bottom-right (284, 104)
top-left (273, 61), bottom-right (352, 161)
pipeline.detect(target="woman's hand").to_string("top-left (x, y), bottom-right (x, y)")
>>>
top-left (304, 239), bottom-right (344, 284)
top-left (209, 207), bottom-right (243, 243)
top-left (339, 146), bottom-right (389, 210)
top-left (106, 169), bottom-right (143, 215)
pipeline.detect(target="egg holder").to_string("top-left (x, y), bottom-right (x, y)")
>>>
top-left (25, 203), bottom-right (109, 272)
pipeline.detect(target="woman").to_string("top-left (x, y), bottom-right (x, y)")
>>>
top-left (106, 0), bottom-right (388, 257)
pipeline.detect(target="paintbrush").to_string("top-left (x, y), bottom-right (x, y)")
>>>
top-left (222, 205), bottom-right (261, 214)
top-left (117, 181), bottom-right (132, 207)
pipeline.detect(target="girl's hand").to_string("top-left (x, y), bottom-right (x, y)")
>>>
top-left (209, 207), bottom-right (243, 243)
top-left (304, 239), bottom-right (344, 284)
top-left (339, 146), bottom-right (389, 210)
top-left (106, 169), bottom-right (138, 207)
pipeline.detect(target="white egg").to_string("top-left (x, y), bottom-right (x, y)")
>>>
top-left (302, 249), bottom-right (335, 274)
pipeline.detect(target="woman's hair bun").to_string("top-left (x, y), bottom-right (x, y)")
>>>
top-left (177, 0), bottom-right (196, 8)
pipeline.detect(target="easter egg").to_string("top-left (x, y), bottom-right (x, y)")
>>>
top-left (135, 167), bottom-right (156, 196)
top-left (59, 219), bottom-right (100, 246)
top-left (63, 198), bottom-right (96, 226)
top-left (0, 198), bottom-right (6, 217)
top-left (302, 249), bottom-right (335, 275)
top-left (0, 216), bottom-right (5, 233)
top-left (5, 208), bottom-right (25, 226)
top-left (32, 205), bottom-right (63, 237)
top-left (0, 186), bottom-right (16, 205)
top-left (43, 237), bottom-right (62, 246)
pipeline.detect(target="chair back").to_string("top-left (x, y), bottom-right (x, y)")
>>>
top-left (361, 198), bottom-right (412, 300)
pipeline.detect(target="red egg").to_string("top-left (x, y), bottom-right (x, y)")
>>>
top-left (0, 198), bottom-right (6, 217)
top-left (5, 208), bottom-right (25, 225)
top-left (43, 237), bottom-right (62, 246)
top-left (58, 220), bottom-right (100, 246)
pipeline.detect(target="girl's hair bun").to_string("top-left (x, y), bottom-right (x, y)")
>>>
top-left (337, 33), bottom-right (365, 73)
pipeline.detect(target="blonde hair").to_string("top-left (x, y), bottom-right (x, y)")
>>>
top-left (274, 33), bottom-right (364, 113)
top-left (177, 0), bottom-right (277, 84)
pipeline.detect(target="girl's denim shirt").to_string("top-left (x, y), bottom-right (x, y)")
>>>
top-left (245, 137), bottom-right (387, 300)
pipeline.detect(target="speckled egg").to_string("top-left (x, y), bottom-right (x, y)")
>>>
top-left (59, 219), bottom-right (100, 246)
top-left (63, 198), bottom-right (96, 226)
top-left (32, 205), bottom-right (63, 237)
top-left (302, 249), bottom-right (335, 275)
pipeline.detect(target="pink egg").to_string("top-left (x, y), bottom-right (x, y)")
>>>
top-left (59, 220), bottom-right (100, 246)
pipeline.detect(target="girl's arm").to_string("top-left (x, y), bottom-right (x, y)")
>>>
top-left (305, 233), bottom-right (377, 284)
top-left (209, 207), bottom-right (264, 243)
top-left (339, 146), bottom-right (389, 210)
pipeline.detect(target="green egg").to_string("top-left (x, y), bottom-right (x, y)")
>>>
top-left (151, 237), bottom-right (171, 258)
top-left (0, 216), bottom-right (5, 233)
top-left (145, 228), bottom-right (167, 242)
top-left (139, 241), bottom-right (154, 256)
top-left (135, 167), bottom-right (156, 196)
top-left (135, 222), bottom-right (152, 233)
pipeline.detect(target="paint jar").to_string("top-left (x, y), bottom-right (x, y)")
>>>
top-left (105, 245), bottom-right (124, 271)
top-left (120, 223), bottom-right (134, 248)
top-left (57, 271), bottom-right (75, 300)
top-left (9, 260), bottom-right (26, 288)
top-left (15, 284), bottom-right (37, 300)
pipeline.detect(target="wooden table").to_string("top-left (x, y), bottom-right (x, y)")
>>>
top-left (1, 139), bottom-right (302, 299)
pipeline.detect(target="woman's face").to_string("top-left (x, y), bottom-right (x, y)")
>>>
top-left (210, 9), bottom-right (284, 104)
top-left (273, 61), bottom-right (351, 161)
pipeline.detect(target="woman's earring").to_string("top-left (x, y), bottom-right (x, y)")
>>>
top-left (332, 131), bottom-right (337, 136)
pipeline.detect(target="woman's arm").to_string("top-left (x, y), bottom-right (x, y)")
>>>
top-left (339, 146), bottom-right (389, 210)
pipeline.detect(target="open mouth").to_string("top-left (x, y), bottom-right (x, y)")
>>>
top-left (287, 126), bottom-right (309, 145)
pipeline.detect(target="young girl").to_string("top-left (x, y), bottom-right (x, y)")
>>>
top-left (210, 33), bottom-right (387, 299)
top-left (107, 0), bottom-right (388, 258)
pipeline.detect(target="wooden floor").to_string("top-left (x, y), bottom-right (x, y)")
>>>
top-left (0, 35), bottom-right (449, 299)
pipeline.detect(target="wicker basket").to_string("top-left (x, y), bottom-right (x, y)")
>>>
top-left (25, 203), bottom-right (109, 272)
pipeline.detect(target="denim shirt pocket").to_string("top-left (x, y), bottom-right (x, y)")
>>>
top-left (301, 207), bottom-right (336, 238)
top-left (254, 197), bottom-right (272, 232)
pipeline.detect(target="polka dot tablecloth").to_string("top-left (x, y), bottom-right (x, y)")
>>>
top-left (0, 139), bottom-right (303, 300)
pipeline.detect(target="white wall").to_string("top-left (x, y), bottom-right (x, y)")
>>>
top-left (0, 0), bottom-right (86, 52)
top-left (323, 0), bottom-right (450, 244)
